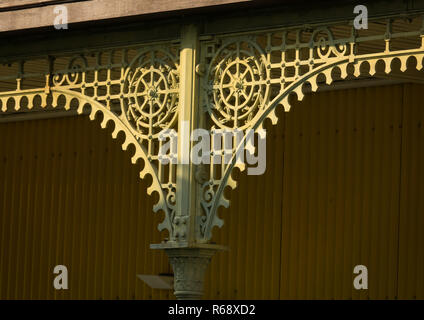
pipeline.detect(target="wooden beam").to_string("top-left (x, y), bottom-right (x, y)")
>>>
top-left (0, 0), bottom-right (252, 32)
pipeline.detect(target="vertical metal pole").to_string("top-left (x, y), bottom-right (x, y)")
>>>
top-left (175, 24), bottom-right (200, 245)
top-left (151, 24), bottom-right (224, 300)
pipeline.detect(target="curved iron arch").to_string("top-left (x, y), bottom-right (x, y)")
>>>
top-left (203, 47), bottom-right (424, 240)
top-left (0, 88), bottom-right (174, 233)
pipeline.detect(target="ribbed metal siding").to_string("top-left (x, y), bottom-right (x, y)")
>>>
top-left (0, 116), bottom-right (172, 300)
top-left (206, 84), bottom-right (422, 300)
top-left (398, 84), bottom-right (424, 300)
top-left (1, 84), bottom-right (423, 300)
top-left (279, 86), bottom-right (403, 299)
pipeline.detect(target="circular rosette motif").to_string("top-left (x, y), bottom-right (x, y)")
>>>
top-left (205, 39), bottom-right (270, 129)
top-left (121, 49), bottom-right (179, 139)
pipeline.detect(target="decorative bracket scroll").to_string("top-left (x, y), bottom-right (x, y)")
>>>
top-left (0, 44), bottom-right (181, 238)
top-left (198, 15), bottom-right (424, 240)
top-left (2, 15), bottom-right (424, 244)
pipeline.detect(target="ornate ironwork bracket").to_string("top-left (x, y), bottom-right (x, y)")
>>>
top-left (0, 40), bottom-right (181, 240)
top-left (2, 20), bottom-right (422, 245)
top-left (197, 15), bottom-right (424, 241)
top-left (1, 15), bottom-right (424, 299)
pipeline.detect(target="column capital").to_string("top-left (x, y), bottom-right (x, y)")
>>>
top-left (151, 244), bottom-right (226, 299)
top-left (164, 247), bottom-right (218, 300)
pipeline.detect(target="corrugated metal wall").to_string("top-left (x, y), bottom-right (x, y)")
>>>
top-left (206, 83), bottom-right (423, 300)
top-left (1, 84), bottom-right (423, 299)
top-left (0, 116), bottom-right (172, 300)
top-left (279, 85), bottom-right (403, 300)
top-left (397, 84), bottom-right (424, 300)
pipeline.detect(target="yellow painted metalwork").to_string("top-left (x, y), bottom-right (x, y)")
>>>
top-left (1, 84), bottom-right (423, 300)
top-left (197, 16), bottom-right (424, 243)
top-left (2, 15), bottom-right (424, 250)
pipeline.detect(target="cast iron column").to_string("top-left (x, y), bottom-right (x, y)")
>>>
top-left (151, 24), bottom-right (224, 300)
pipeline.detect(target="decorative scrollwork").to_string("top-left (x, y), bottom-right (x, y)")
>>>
top-left (311, 27), bottom-right (348, 59)
top-left (52, 54), bottom-right (87, 87)
top-left (204, 39), bottom-right (270, 129)
top-left (198, 16), bottom-right (424, 240)
top-left (2, 15), bottom-right (424, 243)
top-left (0, 44), bottom-right (181, 239)
top-left (121, 49), bottom-right (179, 140)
